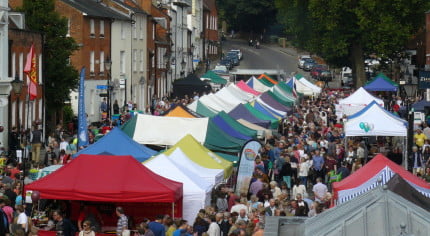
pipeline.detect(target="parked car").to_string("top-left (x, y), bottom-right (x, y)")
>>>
top-left (213, 65), bottom-right (229, 74)
top-left (303, 59), bottom-right (316, 71)
top-left (226, 54), bottom-right (239, 66)
top-left (230, 49), bottom-right (243, 60)
top-left (298, 55), bottom-right (311, 69)
top-left (219, 58), bottom-right (233, 70)
top-left (310, 64), bottom-right (327, 79)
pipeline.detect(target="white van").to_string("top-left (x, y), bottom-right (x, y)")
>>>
top-left (298, 55), bottom-right (311, 69)
top-left (341, 67), bottom-right (352, 86)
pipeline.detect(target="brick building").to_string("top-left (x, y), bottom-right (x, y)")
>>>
top-left (7, 11), bottom-right (43, 136)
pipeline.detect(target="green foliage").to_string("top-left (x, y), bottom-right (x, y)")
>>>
top-left (20, 0), bottom-right (79, 110)
top-left (63, 105), bottom-right (74, 124)
top-left (217, 0), bottom-right (277, 32)
top-left (275, 0), bottom-right (429, 86)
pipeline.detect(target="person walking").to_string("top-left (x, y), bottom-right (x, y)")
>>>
top-left (115, 207), bottom-right (128, 236)
top-left (30, 125), bottom-right (43, 164)
top-left (0, 199), bottom-right (10, 236)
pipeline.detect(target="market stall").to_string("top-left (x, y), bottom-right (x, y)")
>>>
top-left (26, 154), bottom-right (183, 234)
top-left (333, 154), bottom-right (430, 205)
top-left (338, 87), bottom-right (384, 116)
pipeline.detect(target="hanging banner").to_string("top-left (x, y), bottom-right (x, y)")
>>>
top-left (235, 140), bottom-right (262, 195)
top-left (78, 67), bottom-right (89, 149)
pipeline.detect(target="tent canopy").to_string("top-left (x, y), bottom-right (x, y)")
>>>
top-left (201, 70), bottom-right (228, 85)
top-left (333, 154), bottom-right (430, 204)
top-left (189, 100), bottom-right (218, 117)
top-left (144, 154), bottom-right (212, 224)
top-left (246, 76), bottom-right (271, 93)
top-left (205, 120), bottom-right (247, 153)
top-left (229, 104), bottom-right (272, 129)
top-left (298, 76), bottom-right (322, 94)
top-left (243, 103), bottom-right (279, 129)
top-left (212, 115), bottom-right (253, 140)
top-left (73, 128), bottom-right (157, 162)
top-left (345, 101), bottom-right (407, 137)
top-left (412, 100), bottom-right (430, 112)
top-left (163, 134), bottom-right (233, 178)
top-left (164, 105), bottom-right (203, 118)
top-left (257, 73), bottom-right (278, 86)
top-left (121, 114), bottom-right (209, 146)
top-left (236, 80), bottom-right (261, 96)
top-left (386, 174), bottom-right (430, 212)
top-left (172, 74), bottom-right (212, 98)
top-left (26, 154), bottom-right (183, 202)
top-left (216, 111), bottom-right (258, 138)
top-left (364, 73), bottom-right (398, 92)
top-left (225, 84), bottom-right (255, 102)
top-left (338, 87), bottom-right (384, 116)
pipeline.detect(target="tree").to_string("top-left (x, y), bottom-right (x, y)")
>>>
top-left (217, 0), bottom-right (277, 33)
top-left (276, 0), bottom-right (429, 87)
top-left (20, 0), bottom-right (79, 121)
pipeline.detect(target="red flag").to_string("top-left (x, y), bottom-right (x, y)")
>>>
top-left (24, 44), bottom-right (37, 100)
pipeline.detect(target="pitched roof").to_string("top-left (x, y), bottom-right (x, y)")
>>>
top-left (61, 0), bottom-right (130, 20)
top-left (112, 0), bottom-right (148, 15)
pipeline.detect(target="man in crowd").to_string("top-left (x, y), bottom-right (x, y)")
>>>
top-left (313, 177), bottom-right (328, 203)
top-left (148, 215), bottom-right (165, 236)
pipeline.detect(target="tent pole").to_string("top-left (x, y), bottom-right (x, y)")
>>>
top-left (404, 136), bottom-right (408, 170)
top-left (172, 202), bottom-right (175, 218)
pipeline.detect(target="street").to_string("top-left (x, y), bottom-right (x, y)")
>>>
top-left (221, 38), bottom-right (341, 88)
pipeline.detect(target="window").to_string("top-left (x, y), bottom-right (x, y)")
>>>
top-left (12, 53), bottom-right (15, 78)
top-left (152, 23), bottom-right (155, 40)
top-left (90, 19), bottom-right (95, 36)
top-left (100, 51), bottom-right (105, 73)
top-left (215, 16), bottom-right (217, 29)
top-left (19, 53), bottom-right (23, 81)
top-left (100, 20), bottom-right (105, 37)
top-left (206, 15), bottom-right (209, 29)
top-left (140, 49), bottom-right (144, 72)
top-left (132, 22), bottom-right (137, 39)
top-left (66, 18), bottom-right (71, 37)
top-left (139, 16), bottom-right (144, 39)
top-left (121, 22), bottom-right (125, 39)
top-left (120, 51), bottom-right (125, 74)
top-left (133, 49), bottom-right (137, 72)
top-left (90, 51), bottom-right (95, 73)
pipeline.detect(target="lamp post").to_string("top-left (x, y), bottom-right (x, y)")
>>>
top-left (104, 57), bottom-right (112, 120)
top-left (181, 58), bottom-right (186, 77)
top-left (11, 73), bottom-right (24, 199)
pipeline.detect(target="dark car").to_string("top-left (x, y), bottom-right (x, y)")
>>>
top-left (220, 58), bottom-right (233, 69)
top-left (226, 53), bottom-right (240, 66)
top-left (303, 59), bottom-right (316, 71)
top-left (310, 64), bottom-right (327, 79)
top-left (320, 70), bottom-right (333, 82)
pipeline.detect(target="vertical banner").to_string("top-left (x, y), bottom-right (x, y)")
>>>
top-left (235, 140), bottom-right (262, 195)
top-left (418, 70), bottom-right (430, 89)
top-left (78, 67), bottom-right (89, 149)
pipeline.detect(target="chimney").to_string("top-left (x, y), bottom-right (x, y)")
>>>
top-left (140, 0), bottom-right (153, 14)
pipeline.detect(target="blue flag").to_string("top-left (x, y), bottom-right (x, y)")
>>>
top-left (78, 67), bottom-right (89, 149)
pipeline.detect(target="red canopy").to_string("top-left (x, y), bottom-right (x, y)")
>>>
top-left (333, 154), bottom-right (430, 204)
top-left (26, 154), bottom-right (183, 203)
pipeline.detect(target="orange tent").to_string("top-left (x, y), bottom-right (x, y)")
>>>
top-left (257, 73), bottom-right (278, 85)
top-left (164, 105), bottom-right (199, 118)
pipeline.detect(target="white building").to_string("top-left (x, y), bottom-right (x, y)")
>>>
top-left (0, 0), bottom-right (10, 149)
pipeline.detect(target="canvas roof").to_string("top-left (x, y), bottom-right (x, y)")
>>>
top-left (205, 120), bottom-right (247, 153)
top-left (216, 111), bottom-right (258, 138)
top-left (338, 87), bottom-right (384, 116)
top-left (225, 84), bottom-right (255, 102)
top-left (164, 105), bottom-right (202, 118)
top-left (73, 128), bottom-right (157, 162)
top-left (163, 134), bottom-right (233, 178)
top-left (201, 70), bottom-right (228, 85)
top-left (344, 101), bottom-right (407, 136)
top-left (121, 114), bottom-right (209, 146)
top-left (333, 154), bottom-right (430, 204)
top-left (236, 119), bottom-right (272, 138)
top-left (243, 103), bottom-right (279, 129)
top-left (412, 99), bottom-right (430, 112)
top-left (166, 148), bottom-right (224, 186)
top-left (188, 100), bottom-right (218, 117)
top-left (364, 73), bottom-right (398, 92)
top-left (236, 80), bottom-right (261, 96)
top-left (258, 73), bottom-right (278, 85)
top-left (286, 77), bottom-right (314, 96)
top-left (250, 101), bottom-right (281, 120)
top-left (144, 154), bottom-right (211, 224)
top-left (26, 154), bottom-right (183, 202)
top-left (229, 104), bottom-right (272, 128)
top-left (246, 76), bottom-right (271, 93)
top-left (297, 76), bottom-right (322, 94)
top-left (212, 115), bottom-right (253, 140)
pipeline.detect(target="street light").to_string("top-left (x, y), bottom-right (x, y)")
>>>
top-left (104, 57), bottom-right (112, 119)
top-left (11, 73), bottom-right (24, 199)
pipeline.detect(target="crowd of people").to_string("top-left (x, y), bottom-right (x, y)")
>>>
top-left (2, 84), bottom-right (430, 235)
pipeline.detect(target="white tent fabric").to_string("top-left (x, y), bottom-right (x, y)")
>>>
top-left (338, 87), bottom-right (384, 116)
top-left (187, 100), bottom-right (198, 112)
top-left (167, 148), bottom-right (224, 186)
top-left (247, 76), bottom-right (271, 93)
top-left (289, 77), bottom-right (314, 96)
top-left (214, 88), bottom-right (245, 109)
top-left (237, 119), bottom-right (272, 138)
top-left (144, 154), bottom-right (212, 224)
top-left (344, 102), bottom-right (407, 137)
top-left (298, 77), bottom-right (322, 94)
top-left (199, 94), bottom-right (224, 112)
top-left (132, 114), bottom-right (209, 145)
top-left (226, 84), bottom-right (255, 102)
top-left (271, 85), bottom-right (295, 102)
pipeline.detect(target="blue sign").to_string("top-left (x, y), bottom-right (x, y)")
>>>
top-left (78, 68), bottom-right (89, 149)
top-left (419, 71), bottom-right (430, 89)
top-left (193, 59), bottom-right (200, 62)
top-left (97, 85), bottom-right (108, 90)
